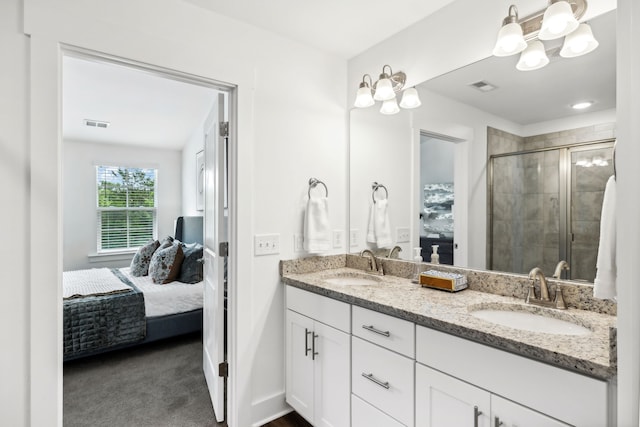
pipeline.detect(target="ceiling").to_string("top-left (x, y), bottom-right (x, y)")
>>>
top-left (184, 0), bottom-right (457, 59)
top-left (418, 9), bottom-right (616, 125)
top-left (63, 56), bottom-right (219, 150)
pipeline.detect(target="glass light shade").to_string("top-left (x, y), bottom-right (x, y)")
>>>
top-left (373, 77), bottom-right (395, 101)
top-left (560, 23), bottom-right (599, 58)
top-left (492, 22), bottom-right (527, 56)
top-left (516, 41), bottom-right (550, 71)
top-left (399, 87), bottom-right (421, 109)
top-left (380, 97), bottom-right (400, 115)
top-left (354, 85), bottom-right (375, 108)
top-left (539, 1), bottom-right (579, 40)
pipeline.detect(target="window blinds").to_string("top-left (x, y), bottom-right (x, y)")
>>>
top-left (96, 166), bottom-right (157, 251)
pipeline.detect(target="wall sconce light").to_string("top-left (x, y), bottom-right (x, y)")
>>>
top-left (493, 0), bottom-right (598, 71)
top-left (354, 65), bottom-right (421, 114)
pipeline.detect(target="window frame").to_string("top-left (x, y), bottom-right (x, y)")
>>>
top-left (95, 165), bottom-right (158, 253)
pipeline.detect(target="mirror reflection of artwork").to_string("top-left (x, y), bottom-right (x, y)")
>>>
top-left (423, 183), bottom-right (454, 238)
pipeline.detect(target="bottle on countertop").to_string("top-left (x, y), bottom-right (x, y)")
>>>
top-left (412, 247), bottom-right (423, 283)
top-left (431, 245), bottom-right (440, 264)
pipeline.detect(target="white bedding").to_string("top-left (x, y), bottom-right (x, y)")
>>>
top-left (63, 268), bottom-right (132, 299)
top-left (120, 267), bottom-right (203, 318)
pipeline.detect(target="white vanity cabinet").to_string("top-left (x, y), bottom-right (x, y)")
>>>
top-left (351, 306), bottom-right (415, 427)
top-left (416, 364), bottom-right (569, 427)
top-left (415, 326), bottom-right (610, 427)
top-left (285, 286), bottom-right (351, 427)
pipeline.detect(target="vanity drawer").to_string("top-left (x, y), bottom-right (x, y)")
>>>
top-left (286, 285), bottom-right (350, 333)
top-left (352, 305), bottom-right (415, 357)
top-left (352, 394), bottom-right (405, 427)
top-left (352, 336), bottom-right (414, 427)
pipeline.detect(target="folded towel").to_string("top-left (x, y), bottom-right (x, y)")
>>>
top-left (304, 196), bottom-right (331, 253)
top-left (366, 199), bottom-right (392, 248)
top-left (594, 175), bottom-right (616, 301)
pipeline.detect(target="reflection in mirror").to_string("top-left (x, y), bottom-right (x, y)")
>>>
top-left (349, 9), bottom-right (615, 282)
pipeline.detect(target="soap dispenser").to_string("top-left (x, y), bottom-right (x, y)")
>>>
top-left (412, 247), bottom-right (423, 283)
top-left (431, 245), bottom-right (440, 264)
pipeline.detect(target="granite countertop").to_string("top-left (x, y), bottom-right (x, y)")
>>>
top-left (282, 265), bottom-right (617, 381)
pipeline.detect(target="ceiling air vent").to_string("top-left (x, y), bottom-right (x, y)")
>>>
top-left (84, 119), bottom-right (110, 128)
top-left (469, 80), bottom-right (498, 92)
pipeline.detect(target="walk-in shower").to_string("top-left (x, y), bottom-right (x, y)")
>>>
top-left (488, 139), bottom-right (615, 281)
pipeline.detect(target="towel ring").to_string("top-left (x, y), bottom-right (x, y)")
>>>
top-left (372, 182), bottom-right (388, 203)
top-left (308, 178), bottom-right (328, 198)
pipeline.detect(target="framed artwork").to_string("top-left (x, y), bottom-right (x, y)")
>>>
top-left (196, 150), bottom-right (204, 211)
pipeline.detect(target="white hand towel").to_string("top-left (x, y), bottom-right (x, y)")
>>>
top-left (304, 196), bottom-right (331, 254)
top-left (373, 199), bottom-right (393, 248)
top-left (366, 203), bottom-right (376, 243)
top-left (594, 175), bottom-right (616, 300)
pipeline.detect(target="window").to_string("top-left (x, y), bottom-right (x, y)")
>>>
top-left (96, 166), bottom-right (157, 252)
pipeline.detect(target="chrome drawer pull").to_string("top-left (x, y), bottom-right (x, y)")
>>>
top-left (361, 372), bottom-right (390, 389)
top-left (362, 324), bottom-right (391, 337)
top-left (304, 328), bottom-right (312, 357)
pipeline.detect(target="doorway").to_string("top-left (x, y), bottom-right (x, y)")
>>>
top-left (61, 48), bottom-right (233, 424)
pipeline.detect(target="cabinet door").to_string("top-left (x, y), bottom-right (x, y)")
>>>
top-left (416, 363), bottom-right (490, 427)
top-left (314, 321), bottom-right (350, 427)
top-left (352, 394), bottom-right (405, 427)
top-left (286, 310), bottom-right (315, 423)
top-left (492, 395), bottom-right (571, 427)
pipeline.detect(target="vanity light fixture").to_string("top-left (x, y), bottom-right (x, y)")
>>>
top-left (354, 64), bottom-right (421, 114)
top-left (493, 0), bottom-right (597, 71)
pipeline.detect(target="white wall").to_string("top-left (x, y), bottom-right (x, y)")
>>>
top-left (182, 122), bottom-right (206, 216)
top-left (0, 0), bottom-right (29, 425)
top-left (62, 140), bottom-right (182, 270)
top-left (21, 0), bottom-right (348, 426)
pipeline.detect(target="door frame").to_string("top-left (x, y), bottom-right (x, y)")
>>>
top-left (56, 45), bottom-right (238, 424)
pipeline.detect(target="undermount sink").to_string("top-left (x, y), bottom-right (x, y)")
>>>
top-left (320, 270), bottom-right (382, 286)
top-left (469, 305), bottom-right (592, 336)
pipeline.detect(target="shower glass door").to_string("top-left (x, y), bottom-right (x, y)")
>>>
top-left (489, 140), bottom-right (615, 280)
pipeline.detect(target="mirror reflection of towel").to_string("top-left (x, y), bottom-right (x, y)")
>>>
top-left (366, 199), bottom-right (392, 248)
top-left (594, 175), bottom-right (616, 301)
top-left (304, 197), bottom-right (331, 254)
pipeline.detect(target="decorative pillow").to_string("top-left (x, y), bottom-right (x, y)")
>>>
top-left (130, 239), bottom-right (160, 276)
top-left (178, 242), bottom-right (204, 284)
top-left (149, 242), bottom-right (185, 284)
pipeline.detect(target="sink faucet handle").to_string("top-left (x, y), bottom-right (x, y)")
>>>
top-left (554, 286), bottom-right (567, 310)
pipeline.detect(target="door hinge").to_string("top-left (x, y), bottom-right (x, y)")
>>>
top-left (219, 361), bottom-right (228, 378)
top-left (219, 242), bottom-right (229, 257)
top-left (219, 121), bottom-right (229, 137)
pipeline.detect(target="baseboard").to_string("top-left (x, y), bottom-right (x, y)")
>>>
top-left (251, 390), bottom-right (291, 427)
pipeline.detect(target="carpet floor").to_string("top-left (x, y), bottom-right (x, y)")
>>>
top-left (63, 332), bottom-right (220, 427)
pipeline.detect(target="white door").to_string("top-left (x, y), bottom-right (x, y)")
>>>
top-left (285, 309), bottom-right (315, 423)
top-left (203, 94), bottom-right (227, 423)
top-left (416, 363), bottom-right (490, 427)
top-left (492, 395), bottom-right (570, 427)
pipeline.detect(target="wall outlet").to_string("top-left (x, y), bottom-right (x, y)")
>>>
top-left (293, 233), bottom-right (304, 252)
top-left (333, 230), bottom-right (344, 249)
top-left (396, 227), bottom-right (410, 243)
top-left (350, 229), bottom-right (359, 247)
top-left (254, 234), bottom-right (280, 256)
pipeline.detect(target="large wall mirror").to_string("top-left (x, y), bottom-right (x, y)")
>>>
top-left (349, 7), bottom-right (615, 283)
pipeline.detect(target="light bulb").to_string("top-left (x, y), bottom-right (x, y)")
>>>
top-left (560, 23), bottom-right (599, 58)
top-left (354, 85), bottom-right (374, 108)
top-left (539, 1), bottom-right (579, 40)
top-left (516, 41), bottom-right (549, 71)
top-left (374, 77), bottom-right (395, 101)
top-left (399, 87), bottom-right (421, 109)
top-left (380, 97), bottom-right (400, 115)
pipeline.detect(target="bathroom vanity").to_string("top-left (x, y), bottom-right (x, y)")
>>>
top-left (281, 255), bottom-right (617, 427)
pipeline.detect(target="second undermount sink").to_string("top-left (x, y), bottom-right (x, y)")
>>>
top-left (319, 270), bottom-right (382, 286)
top-left (469, 304), bottom-right (592, 336)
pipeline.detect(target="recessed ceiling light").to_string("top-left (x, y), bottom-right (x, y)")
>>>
top-left (571, 101), bottom-right (593, 110)
top-left (84, 119), bottom-right (110, 128)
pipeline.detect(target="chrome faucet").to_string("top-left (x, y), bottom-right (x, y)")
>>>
top-left (360, 249), bottom-right (384, 275)
top-left (553, 260), bottom-right (570, 279)
top-left (388, 246), bottom-right (402, 259)
top-left (526, 267), bottom-right (567, 309)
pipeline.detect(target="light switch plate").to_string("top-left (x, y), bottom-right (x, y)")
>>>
top-left (396, 227), bottom-right (410, 243)
top-left (255, 234), bottom-right (280, 256)
top-left (333, 230), bottom-right (344, 248)
top-left (350, 229), bottom-right (359, 247)
top-left (293, 233), bottom-right (304, 252)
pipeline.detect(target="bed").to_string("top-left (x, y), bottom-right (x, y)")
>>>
top-left (63, 216), bottom-right (204, 361)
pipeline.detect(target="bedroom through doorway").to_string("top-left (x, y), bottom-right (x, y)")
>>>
top-left (61, 49), bottom-right (233, 425)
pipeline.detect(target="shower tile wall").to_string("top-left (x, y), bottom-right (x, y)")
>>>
top-left (487, 124), bottom-right (616, 279)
